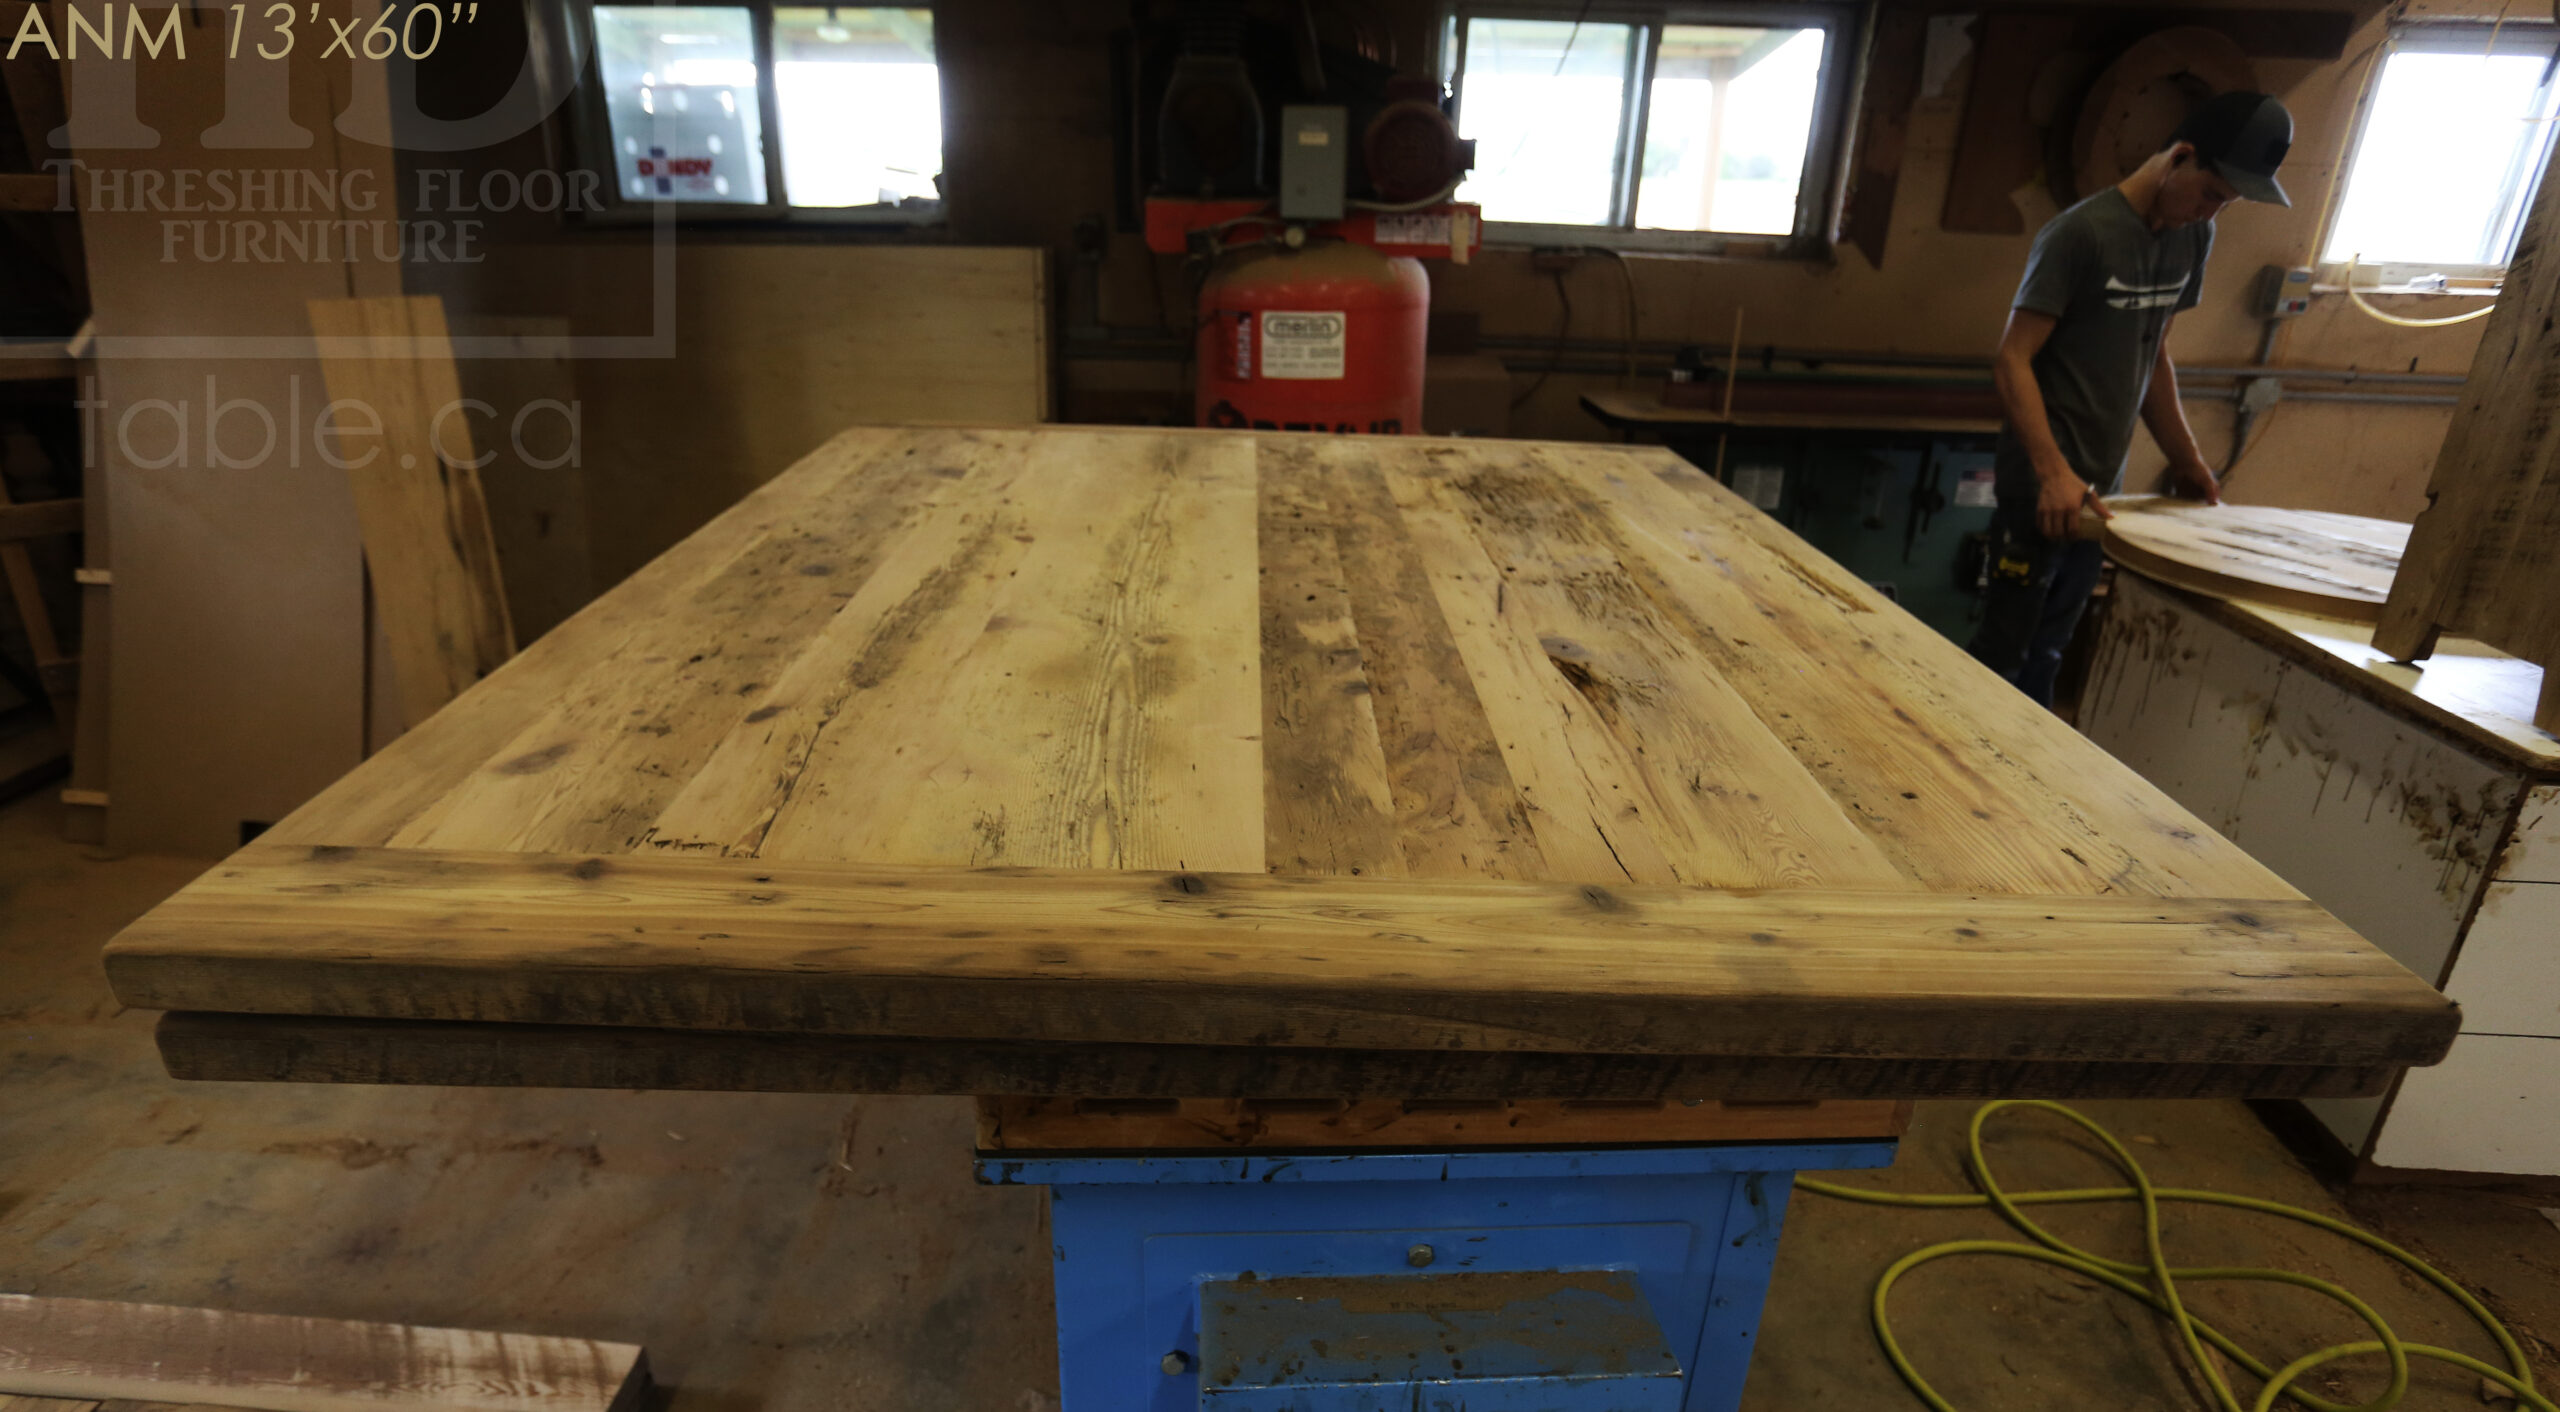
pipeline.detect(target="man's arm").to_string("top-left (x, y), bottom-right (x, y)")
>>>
top-left (1994, 309), bottom-right (2111, 540)
top-left (2141, 332), bottom-right (2222, 504)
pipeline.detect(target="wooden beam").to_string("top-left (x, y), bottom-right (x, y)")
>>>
top-left (151, 1012), bottom-right (2404, 1102)
top-left (0, 497), bottom-right (80, 543)
top-left (0, 1293), bottom-right (650, 1412)
top-left (104, 844), bottom-right (2462, 1068)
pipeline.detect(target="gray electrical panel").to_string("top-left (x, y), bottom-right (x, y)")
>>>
top-left (1279, 106), bottom-right (1348, 220)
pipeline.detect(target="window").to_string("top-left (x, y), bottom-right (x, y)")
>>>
top-left (581, 3), bottom-right (943, 220)
top-left (2322, 23), bottom-right (2560, 284)
top-left (1445, 5), bottom-right (1854, 252)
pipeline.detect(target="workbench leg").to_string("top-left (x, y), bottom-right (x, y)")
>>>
top-left (1684, 1170), bottom-right (1796, 1412)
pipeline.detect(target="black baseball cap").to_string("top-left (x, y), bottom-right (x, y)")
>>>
top-left (2173, 91), bottom-right (2294, 206)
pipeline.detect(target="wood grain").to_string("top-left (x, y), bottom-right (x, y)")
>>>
top-left (2100, 496), bottom-right (2407, 622)
top-left (104, 845), bottom-right (2457, 1067)
top-left (105, 427), bottom-right (2450, 1098)
top-left (0, 1294), bottom-right (648, 1412)
top-left (151, 1013), bottom-right (2405, 1102)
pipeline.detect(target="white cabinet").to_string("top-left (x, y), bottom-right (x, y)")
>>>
top-left (2083, 574), bottom-right (2560, 1179)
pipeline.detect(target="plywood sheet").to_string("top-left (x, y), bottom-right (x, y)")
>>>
top-left (102, 428), bottom-right (2457, 1097)
top-left (2100, 496), bottom-right (2407, 621)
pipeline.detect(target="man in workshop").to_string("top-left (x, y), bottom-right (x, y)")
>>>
top-left (1968, 91), bottom-right (2294, 706)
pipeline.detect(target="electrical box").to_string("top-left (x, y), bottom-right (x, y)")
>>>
top-left (1278, 106), bottom-right (1348, 220)
top-left (2257, 264), bottom-right (2314, 319)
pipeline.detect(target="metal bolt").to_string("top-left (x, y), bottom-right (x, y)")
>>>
top-left (1160, 1350), bottom-right (1191, 1375)
top-left (1407, 1243), bottom-right (1436, 1268)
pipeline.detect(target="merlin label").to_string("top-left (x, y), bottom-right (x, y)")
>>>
top-left (1259, 310), bottom-right (1347, 380)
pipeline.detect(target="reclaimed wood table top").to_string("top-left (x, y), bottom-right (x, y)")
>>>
top-left (106, 426), bottom-right (2459, 1101)
top-left (2098, 496), bottom-right (2410, 623)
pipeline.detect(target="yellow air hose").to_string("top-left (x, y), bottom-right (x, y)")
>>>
top-left (1795, 1100), bottom-right (2553, 1412)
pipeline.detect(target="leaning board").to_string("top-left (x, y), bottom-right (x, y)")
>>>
top-left (103, 427), bottom-right (2459, 1098)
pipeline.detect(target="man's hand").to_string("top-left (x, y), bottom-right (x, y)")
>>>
top-left (2169, 456), bottom-right (2223, 504)
top-left (2037, 462), bottom-right (2109, 541)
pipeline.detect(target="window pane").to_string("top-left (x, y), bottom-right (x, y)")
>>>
top-left (1457, 18), bottom-right (1636, 226)
top-left (1635, 26), bottom-right (1825, 235)
top-left (2323, 46), bottom-right (2560, 268)
top-left (594, 5), bottom-right (768, 204)
top-left (772, 7), bottom-right (944, 210)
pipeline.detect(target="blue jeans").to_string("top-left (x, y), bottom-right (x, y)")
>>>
top-left (1966, 498), bottom-right (2105, 707)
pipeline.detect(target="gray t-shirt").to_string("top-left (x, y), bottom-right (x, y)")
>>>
top-left (1993, 189), bottom-right (2210, 501)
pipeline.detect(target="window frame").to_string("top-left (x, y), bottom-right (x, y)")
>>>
top-left (564, 0), bottom-right (948, 227)
top-left (1441, 0), bottom-right (1864, 256)
top-left (2315, 18), bottom-right (2560, 291)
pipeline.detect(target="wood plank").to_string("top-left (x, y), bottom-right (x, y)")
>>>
top-left (450, 317), bottom-right (592, 643)
top-left (1319, 448), bottom-right (1546, 881)
top-left (973, 1096), bottom-right (1913, 1150)
top-left (305, 296), bottom-right (516, 735)
top-left (0, 498), bottom-right (80, 543)
top-left (748, 428), bottom-right (1263, 872)
top-left (150, 1013), bottom-right (2404, 1102)
top-left (154, 1012), bottom-right (2396, 1105)
top-left (1391, 441), bottom-right (1905, 889)
top-left (102, 845), bottom-right (2460, 1067)
top-left (387, 427), bottom-right (1028, 856)
top-left (0, 1294), bottom-right (648, 1412)
top-left (2100, 496), bottom-right (2407, 622)
top-left (1552, 448), bottom-right (2293, 899)
top-left (1256, 441), bottom-right (1403, 877)
top-left (258, 426), bottom-right (926, 851)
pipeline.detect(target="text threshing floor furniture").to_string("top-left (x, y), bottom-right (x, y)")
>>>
top-left (101, 426), bottom-right (2460, 1410)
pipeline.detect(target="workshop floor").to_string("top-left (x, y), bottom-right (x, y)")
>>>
top-left (4, 790), bottom-right (2557, 1410)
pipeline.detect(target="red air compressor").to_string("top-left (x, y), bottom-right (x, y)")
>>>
top-left (1195, 241), bottom-right (1427, 435)
top-left (1142, 26), bottom-right (1481, 436)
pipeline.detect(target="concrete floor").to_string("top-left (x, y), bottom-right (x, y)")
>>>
top-left (3, 789), bottom-right (2557, 1410)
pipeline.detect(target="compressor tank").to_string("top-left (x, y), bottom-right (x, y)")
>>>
top-left (1195, 240), bottom-right (1429, 435)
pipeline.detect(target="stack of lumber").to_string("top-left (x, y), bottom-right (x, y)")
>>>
top-left (102, 427), bottom-right (2459, 1103)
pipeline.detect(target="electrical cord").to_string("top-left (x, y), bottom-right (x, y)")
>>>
top-left (2341, 255), bottom-right (2498, 328)
top-left (1511, 267), bottom-right (1573, 409)
top-left (1592, 246), bottom-right (1640, 387)
top-left (1797, 1100), bottom-right (2552, 1412)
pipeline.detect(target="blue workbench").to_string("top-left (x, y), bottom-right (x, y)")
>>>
top-left (979, 1139), bottom-right (1899, 1410)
